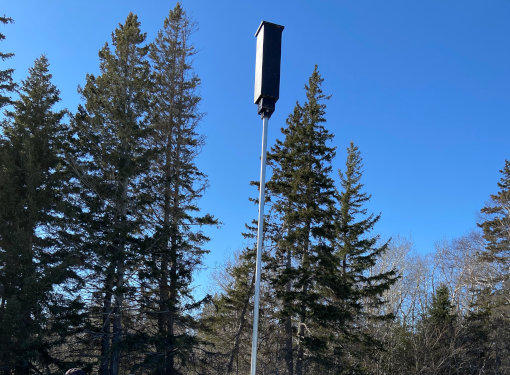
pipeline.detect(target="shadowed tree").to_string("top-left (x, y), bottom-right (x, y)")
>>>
top-left (479, 160), bottom-right (510, 284)
top-left (333, 142), bottom-right (397, 369)
top-left (0, 15), bottom-right (15, 110)
top-left (475, 161), bottom-right (510, 374)
top-left (266, 66), bottom-right (343, 375)
top-left (0, 56), bottom-right (82, 375)
top-left (136, 4), bottom-right (217, 374)
top-left (71, 13), bottom-right (151, 375)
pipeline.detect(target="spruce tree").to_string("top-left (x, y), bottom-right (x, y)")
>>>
top-left (479, 160), bottom-right (510, 281)
top-left (0, 15), bottom-right (15, 109)
top-left (197, 247), bottom-right (257, 375)
top-left (71, 13), bottom-right (151, 375)
top-left (463, 294), bottom-right (509, 374)
top-left (135, 4), bottom-right (217, 374)
top-left (332, 142), bottom-right (397, 373)
top-left (416, 284), bottom-right (460, 375)
top-left (266, 66), bottom-right (341, 375)
top-left (428, 285), bottom-right (455, 325)
top-left (475, 161), bottom-right (510, 373)
top-left (0, 56), bottom-right (81, 374)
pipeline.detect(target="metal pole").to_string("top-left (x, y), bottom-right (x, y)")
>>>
top-left (250, 115), bottom-right (269, 375)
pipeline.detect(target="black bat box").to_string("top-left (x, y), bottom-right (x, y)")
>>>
top-left (254, 21), bottom-right (284, 117)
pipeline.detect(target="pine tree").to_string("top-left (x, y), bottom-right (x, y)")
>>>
top-left (134, 4), bottom-right (217, 374)
top-left (0, 56), bottom-right (81, 374)
top-left (0, 15), bottom-right (15, 110)
top-left (71, 13), bottom-right (151, 375)
top-left (332, 142), bottom-right (397, 373)
top-left (266, 66), bottom-right (341, 375)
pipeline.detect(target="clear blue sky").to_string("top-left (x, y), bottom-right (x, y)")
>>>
top-left (3, 1), bottom-right (510, 295)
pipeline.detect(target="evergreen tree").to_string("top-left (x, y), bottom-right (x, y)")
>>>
top-left (71, 13), bottom-right (151, 375)
top-left (0, 56), bottom-right (81, 374)
top-left (475, 161), bottom-right (510, 373)
top-left (194, 151), bottom-right (293, 374)
top-left (416, 284), bottom-right (460, 375)
top-left (428, 285), bottom-right (455, 325)
top-left (197, 216), bottom-right (281, 375)
top-left (463, 294), bottom-right (509, 375)
top-left (197, 247), bottom-right (257, 375)
top-left (135, 4), bottom-right (217, 374)
top-left (479, 160), bottom-right (510, 282)
top-left (266, 66), bottom-right (342, 375)
top-left (332, 142), bottom-right (397, 373)
top-left (0, 15), bottom-right (15, 110)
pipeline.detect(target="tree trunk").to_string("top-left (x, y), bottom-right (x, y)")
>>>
top-left (166, 231), bottom-right (177, 375)
top-left (110, 176), bottom-right (128, 375)
top-left (284, 247), bottom-right (294, 375)
top-left (295, 291), bottom-right (307, 375)
top-left (295, 220), bottom-right (311, 375)
top-left (99, 267), bottom-right (114, 375)
top-left (157, 255), bottom-right (169, 374)
top-left (110, 261), bottom-right (124, 375)
top-left (165, 133), bottom-right (181, 375)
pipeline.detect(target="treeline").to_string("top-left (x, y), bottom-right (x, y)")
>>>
top-left (195, 70), bottom-right (510, 375)
top-left (0, 4), bottom-right (509, 375)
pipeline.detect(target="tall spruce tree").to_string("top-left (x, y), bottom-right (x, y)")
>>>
top-left (475, 161), bottom-right (510, 373)
top-left (333, 142), bottom-right (397, 373)
top-left (0, 15), bottom-right (15, 110)
top-left (0, 56), bottom-right (81, 374)
top-left (71, 13), bottom-right (151, 375)
top-left (479, 160), bottom-right (510, 282)
top-left (266, 66), bottom-right (344, 375)
top-left (135, 4), bottom-right (217, 374)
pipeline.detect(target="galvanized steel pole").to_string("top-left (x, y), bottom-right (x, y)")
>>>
top-left (250, 115), bottom-right (269, 375)
top-left (251, 20), bottom-right (283, 375)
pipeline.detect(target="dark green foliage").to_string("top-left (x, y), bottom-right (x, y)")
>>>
top-left (197, 224), bottom-right (285, 375)
top-left (428, 284), bottom-right (454, 325)
top-left (335, 143), bottom-right (396, 311)
top-left (266, 66), bottom-right (347, 375)
top-left (194, 187), bottom-right (281, 375)
top-left (0, 15), bottom-right (15, 109)
top-left (479, 160), bottom-right (510, 279)
top-left (329, 142), bottom-right (397, 373)
top-left (415, 284), bottom-right (460, 375)
top-left (134, 4), bottom-right (217, 374)
top-left (474, 162), bottom-right (510, 374)
top-left (197, 247), bottom-right (256, 375)
top-left (462, 303), bottom-right (497, 374)
top-left (0, 56), bottom-right (82, 374)
top-left (71, 13), bottom-right (151, 375)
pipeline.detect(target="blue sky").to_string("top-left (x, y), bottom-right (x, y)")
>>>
top-left (3, 1), bottom-right (510, 295)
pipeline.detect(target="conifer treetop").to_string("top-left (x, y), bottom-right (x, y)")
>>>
top-left (0, 15), bottom-right (15, 109)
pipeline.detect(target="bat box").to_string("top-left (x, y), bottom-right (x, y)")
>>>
top-left (254, 21), bottom-right (284, 118)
